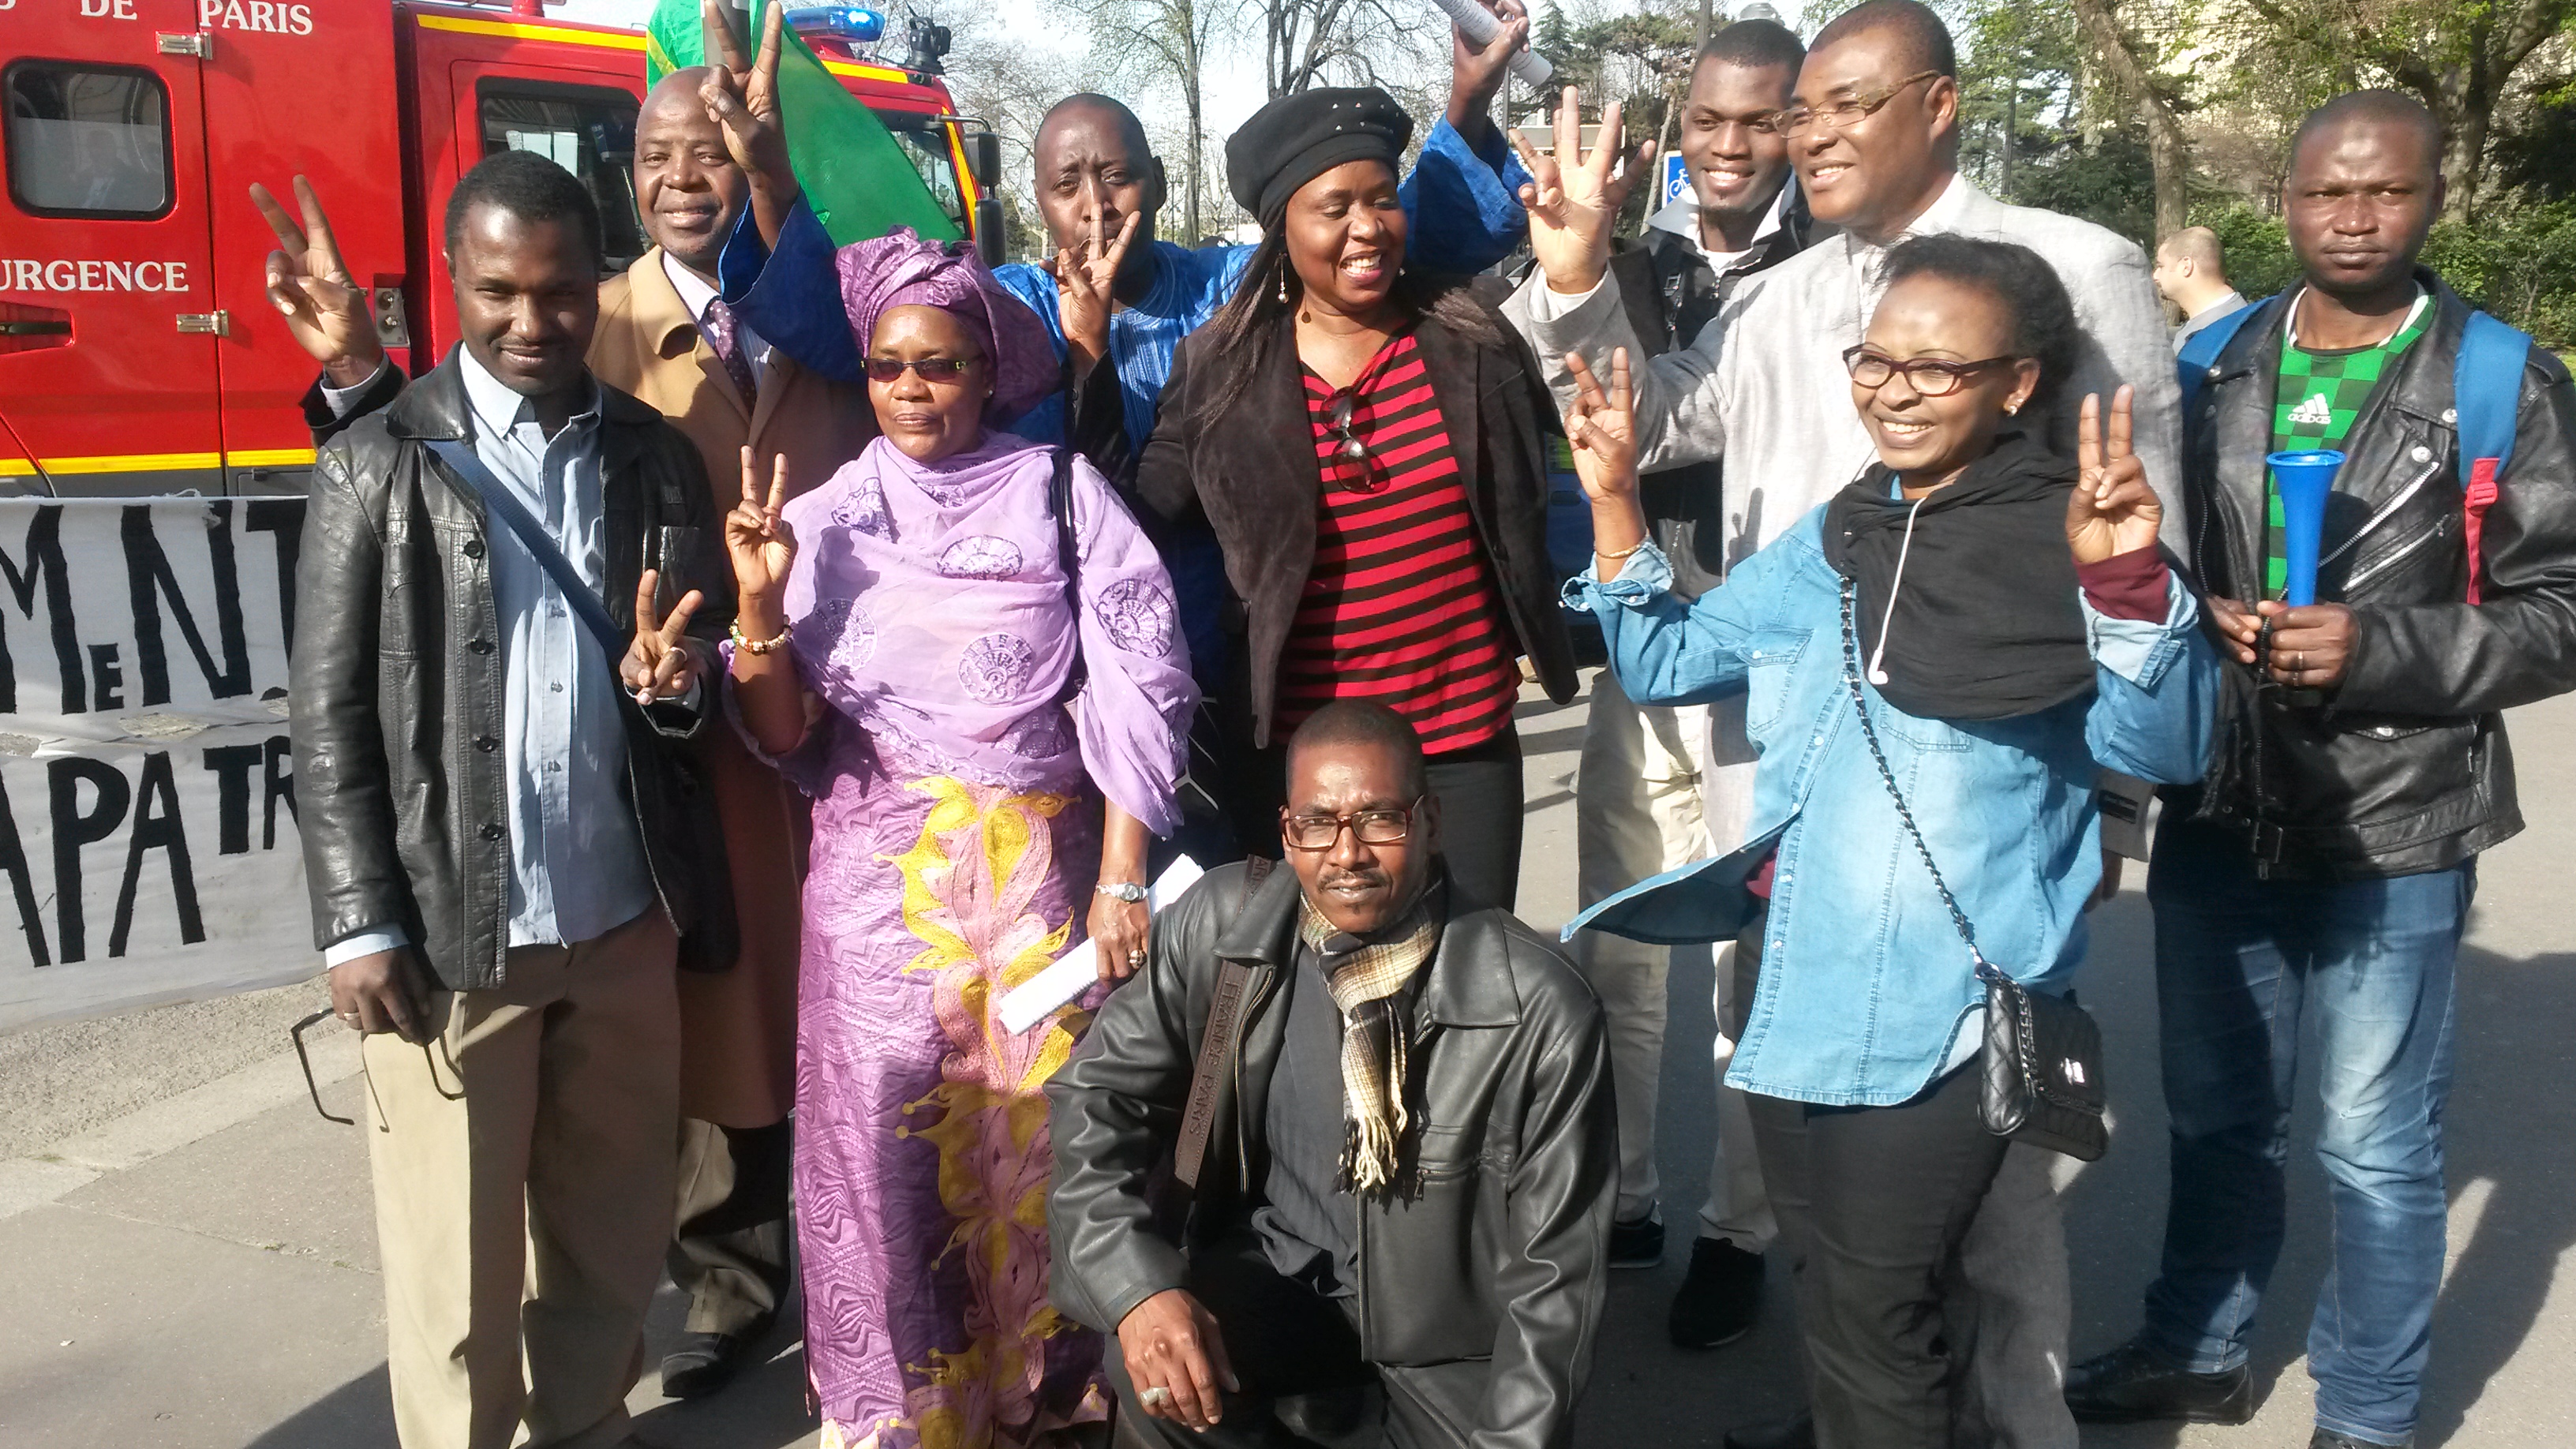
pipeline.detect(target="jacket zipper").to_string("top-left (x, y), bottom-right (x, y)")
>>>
top-left (2346, 513), bottom-right (2450, 593)
top-left (2318, 451), bottom-right (2441, 572)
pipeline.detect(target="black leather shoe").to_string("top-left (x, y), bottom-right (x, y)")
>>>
top-left (2310, 1429), bottom-right (2409, 1448)
top-left (1608, 1210), bottom-right (1665, 1269)
top-left (659, 1325), bottom-right (769, 1400)
top-left (2064, 1335), bottom-right (2253, 1424)
top-left (1721, 1410), bottom-right (1814, 1449)
top-left (1668, 1236), bottom-right (1765, 1349)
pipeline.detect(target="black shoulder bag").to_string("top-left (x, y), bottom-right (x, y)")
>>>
top-left (1837, 578), bottom-right (2110, 1162)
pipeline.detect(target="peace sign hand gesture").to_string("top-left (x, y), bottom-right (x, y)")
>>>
top-left (1563, 347), bottom-right (1638, 505)
top-left (1509, 87), bottom-right (1654, 297)
top-left (725, 446), bottom-right (797, 608)
top-left (623, 570), bottom-right (708, 706)
top-left (2065, 386), bottom-right (2161, 564)
top-left (1052, 209), bottom-right (1140, 373)
top-left (701, 0), bottom-right (797, 222)
top-left (251, 175), bottom-right (384, 387)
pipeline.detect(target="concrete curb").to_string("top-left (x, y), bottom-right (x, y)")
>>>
top-left (0, 1029), bottom-right (361, 1222)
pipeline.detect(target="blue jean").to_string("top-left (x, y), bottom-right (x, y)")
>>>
top-left (2142, 819), bottom-right (2473, 1446)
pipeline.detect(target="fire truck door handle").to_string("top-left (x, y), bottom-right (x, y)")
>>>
top-left (373, 288), bottom-right (410, 348)
top-left (177, 311), bottom-right (231, 336)
top-left (156, 31), bottom-right (214, 58)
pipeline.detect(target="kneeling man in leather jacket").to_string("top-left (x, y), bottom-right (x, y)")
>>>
top-left (1046, 701), bottom-right (1616, 1448)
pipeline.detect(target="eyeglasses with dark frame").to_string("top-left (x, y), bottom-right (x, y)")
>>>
top-left (290, 1009), bottom-right (463, 1129)
top-left (1771, 70), bottom-right (1945, 140)
top-left (861, 356), bottom-right (977, 384)
top-left (1281, 796), bottom-right (1428, 851)
top-left (1841, 343), bottom-right (2020, 398)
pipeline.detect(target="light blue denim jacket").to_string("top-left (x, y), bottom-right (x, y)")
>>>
top-left (1563, 507), bottom-right (2218, 1106)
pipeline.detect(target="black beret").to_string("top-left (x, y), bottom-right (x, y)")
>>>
top-left (1225, 88), bottom-right (1414, 227)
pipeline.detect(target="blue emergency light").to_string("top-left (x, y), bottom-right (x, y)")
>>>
top-left (784, 6), bottom-right (886, 43)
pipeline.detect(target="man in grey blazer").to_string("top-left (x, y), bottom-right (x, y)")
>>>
top-left (1506, 3), bottom-right (2177, 1446)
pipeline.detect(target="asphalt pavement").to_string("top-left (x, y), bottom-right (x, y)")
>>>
top-left (3, 677), bottom-right (2572, 1448)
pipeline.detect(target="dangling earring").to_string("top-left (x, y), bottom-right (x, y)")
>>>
top-left (1276, 263), bottom-right (1290, 305)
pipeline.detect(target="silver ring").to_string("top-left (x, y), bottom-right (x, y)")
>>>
top-left (1128, 949), bottom-right (1146, 964)
top-left (337, 1011), bottom-right (358, 1023)
top-left (1140, 1385), bottom-right (1174, 1409)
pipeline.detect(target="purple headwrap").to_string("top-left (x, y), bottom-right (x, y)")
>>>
top-left (834, 227), bottom-right (1057, 421)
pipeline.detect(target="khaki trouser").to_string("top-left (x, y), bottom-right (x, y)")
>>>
top-left (361, 908), bottom-right (681, 1449)
top-left (1572, 668), bottom-right (1775, 1247)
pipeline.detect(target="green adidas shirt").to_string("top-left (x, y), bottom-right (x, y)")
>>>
top-left (2263, 290), bottom-right (2434, 594)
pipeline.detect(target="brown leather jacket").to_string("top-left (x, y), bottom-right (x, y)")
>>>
top-left (290, 351), bottom-right (737, 990)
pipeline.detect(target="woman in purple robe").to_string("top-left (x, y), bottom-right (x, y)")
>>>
top-left (721, 229), bottom-right (1196, 1448)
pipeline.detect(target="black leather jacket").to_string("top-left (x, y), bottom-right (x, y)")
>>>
top-left (2177, 275), bottom-right (2576, 877)
top-left (1046, 862), bottom-right (1615, 1448)
top-left (1134, 289), bottom-right (1579, 748)
top-left (291, 351), bottom-right (738, 990)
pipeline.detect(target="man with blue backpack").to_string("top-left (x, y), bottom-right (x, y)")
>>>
top-left (2066, 91), bottom-right (2576, 1449)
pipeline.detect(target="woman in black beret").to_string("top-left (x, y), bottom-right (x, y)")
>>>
top-left (1130, 85), bottom-right (1578, 909)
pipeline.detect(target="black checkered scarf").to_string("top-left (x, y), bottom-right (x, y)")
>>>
top-left (1297, 892), bottom-right (1440, 1196)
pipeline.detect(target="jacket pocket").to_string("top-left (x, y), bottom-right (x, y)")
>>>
top-left (1743, 629), bottom-right (1810, 739)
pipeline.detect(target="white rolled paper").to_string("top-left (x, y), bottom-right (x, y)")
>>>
top-left (1429, 0), bottom-right (1554, 88)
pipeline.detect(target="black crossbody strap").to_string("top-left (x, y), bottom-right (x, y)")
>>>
top-left (1050, 447), bottom-right (1088, 706)
top-left (1837, 578), bottom-right (2008, 989)
top-left (1173, 856), bottom-right (1275, 1191)
top-left (425, 438), bottom-right (627, 660)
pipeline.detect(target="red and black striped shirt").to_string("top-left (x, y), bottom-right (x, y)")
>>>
top-left (1277, 331), bottom-right (1520, 752)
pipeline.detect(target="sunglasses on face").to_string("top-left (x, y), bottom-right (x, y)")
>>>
top-left (1842, 344), bottom-right (2018, 398)
top-left (863, 356), bottom-right (977, 384)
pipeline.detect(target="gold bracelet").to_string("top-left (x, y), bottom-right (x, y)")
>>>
top-left (730, 620), bottom-right (793, 656)
top-left (1594, 541), bottom-right (1646, 562)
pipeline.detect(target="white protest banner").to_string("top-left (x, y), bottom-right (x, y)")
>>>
top-left (0, 496), bottom-right (316, 1032)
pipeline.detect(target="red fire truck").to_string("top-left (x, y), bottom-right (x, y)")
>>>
top-left (0, 0), bottom-right (1000, 498)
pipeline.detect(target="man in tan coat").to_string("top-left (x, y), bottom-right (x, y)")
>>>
top-left (595, 63), bottom-right (871, 1397)
top-left (263, 39), bottom-right (868, 1400)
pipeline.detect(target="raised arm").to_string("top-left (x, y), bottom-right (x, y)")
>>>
top-left (1497, 85), bottom-right (1727, 470)
top-left (2066, 388), bottom-right (2219, 784)
top-left (1561, 347), bottom-right (1758, 704)
top-left (1398, 0), bottom-right (1536, 276)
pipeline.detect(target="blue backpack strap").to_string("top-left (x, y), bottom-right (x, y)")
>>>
top-left (2174, 298), bottom-right (2262, 417)
top-left (2454, 309), bottom-right (2533, 604)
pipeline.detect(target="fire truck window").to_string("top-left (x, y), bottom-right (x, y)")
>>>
top-left (5, 62), bottom-right (172, 219)
top-left (477, 82), bottom-right (646, 274)
top-left (886, 123), bottom-right (967, 233)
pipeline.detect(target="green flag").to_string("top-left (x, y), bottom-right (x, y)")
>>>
top-left (644, 0), bottom-right (961, 244)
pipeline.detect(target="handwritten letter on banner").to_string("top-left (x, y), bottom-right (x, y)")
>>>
top-left (0, 497), bottom-right (313, 1032)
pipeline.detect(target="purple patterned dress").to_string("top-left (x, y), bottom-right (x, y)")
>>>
top-left (743, 432), bottom-right (1194, 1448)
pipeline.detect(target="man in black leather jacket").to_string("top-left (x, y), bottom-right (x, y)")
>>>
top-left (288, 152), bottom-right (735, 1449)
top-left (2068, 93), bottom-right (2576, 1449)
top-left (1046, 702), bottom-right (1614, 1448)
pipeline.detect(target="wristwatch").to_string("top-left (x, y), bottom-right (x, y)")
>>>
top-left (1095, 881), bottom-right (1149, 904)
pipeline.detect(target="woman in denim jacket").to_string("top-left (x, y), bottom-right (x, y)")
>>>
top-left (1559, 236), bottom-right (2219, 1447)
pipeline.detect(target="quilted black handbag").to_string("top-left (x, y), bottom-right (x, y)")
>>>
top-left (1837, 581), bottom-right (2110, 1162)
